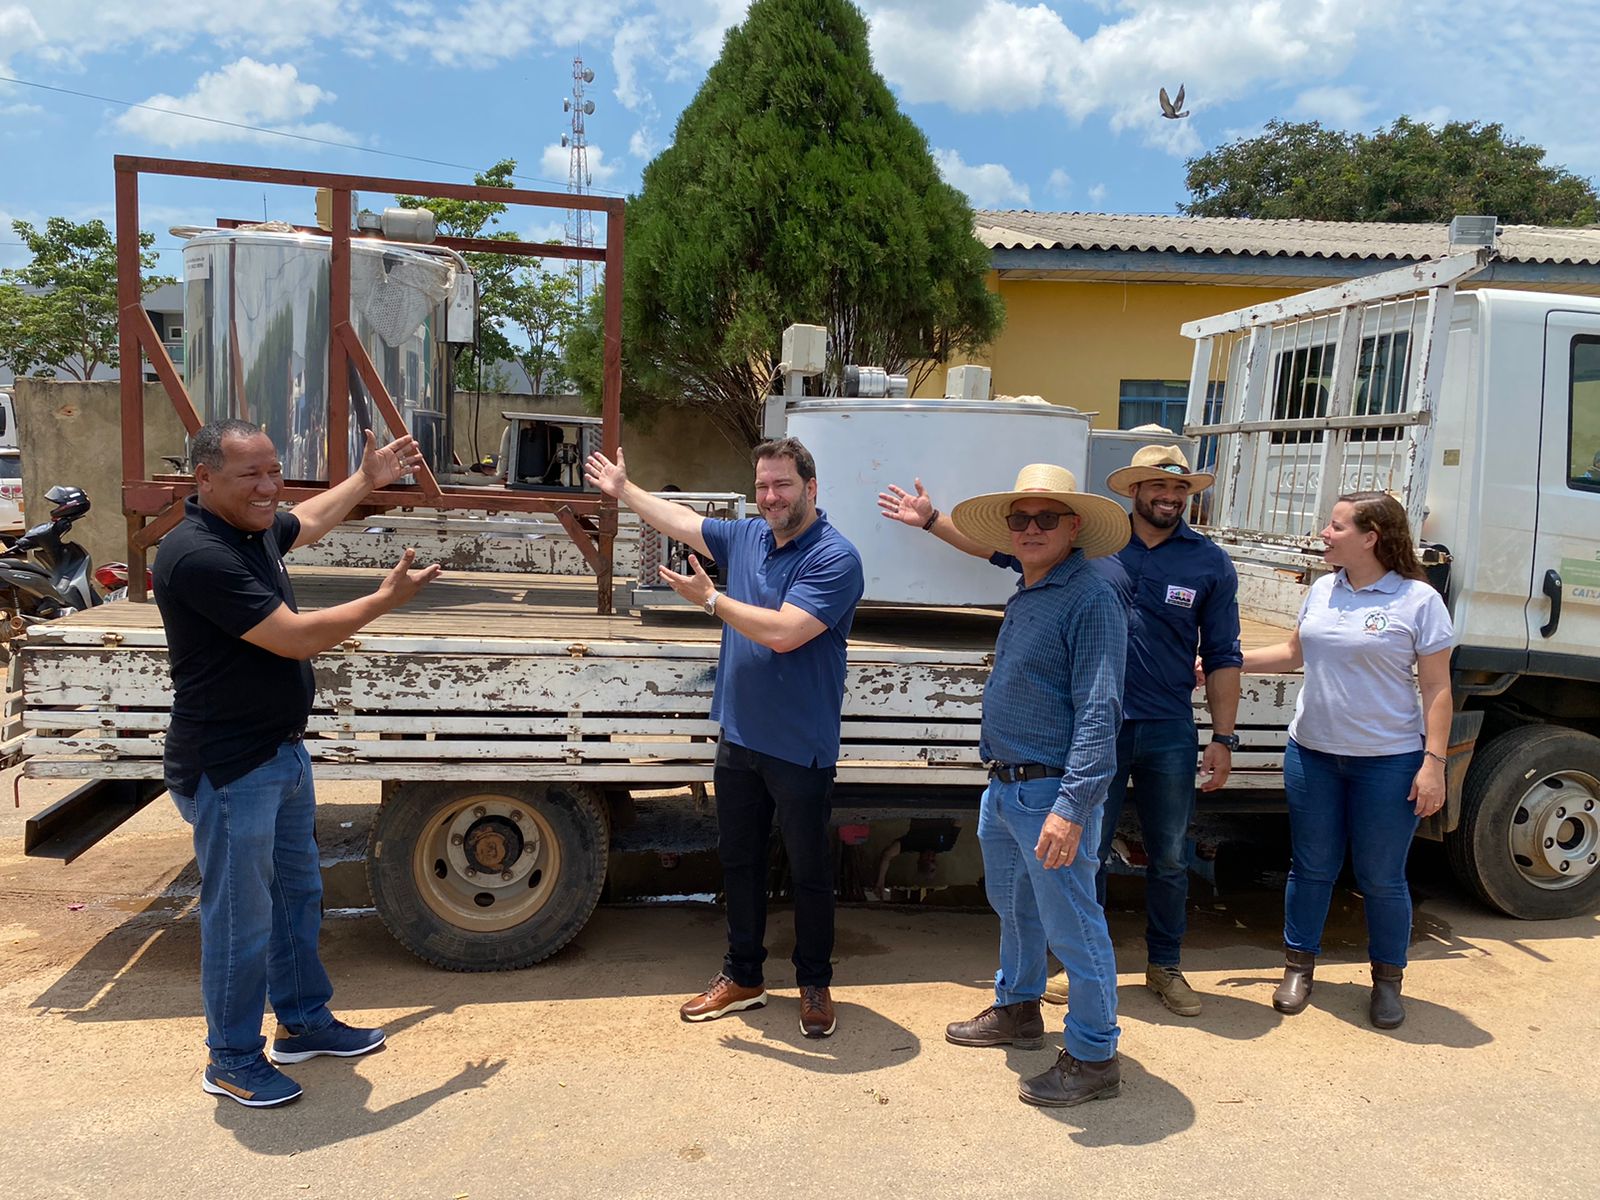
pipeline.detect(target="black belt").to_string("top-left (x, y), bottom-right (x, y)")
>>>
top-left (283, 730), bottom-right (305, 744)
top-left (987, 762), bottom-right (1059, 783)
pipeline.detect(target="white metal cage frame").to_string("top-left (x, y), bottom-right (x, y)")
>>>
top-left (1181, 249), bottom-right (1492, 549)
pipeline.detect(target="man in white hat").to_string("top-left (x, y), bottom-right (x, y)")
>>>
top-left (880, 445), bottom-right (1241, 1017)
top-left (932, 464), bottom-right (1131, 1107)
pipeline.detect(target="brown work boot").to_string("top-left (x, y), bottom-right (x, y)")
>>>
top-left (945, 1001), bottom-right (1045, 1050)
top-left (679, 973), bottom-right (767, 1023)
top-left (1145, 964), bottom-right (1202, 1017)
top-left (1272, 948), bottom-right (1315, 1015)
top-left (1369, 962), bottom-right (1405, 1030)
top-left (1042, 968), bottom-right (1069, 1006)
top-left (799, 986), bottom-right (837, 1038)
top-left (1018, 1050), bottom-right (1121, 1107)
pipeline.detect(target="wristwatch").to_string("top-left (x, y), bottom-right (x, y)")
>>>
top-left (1210, 732), bottom-right (1240, 750)
top-left (703, 591), bottom-right (719, 616)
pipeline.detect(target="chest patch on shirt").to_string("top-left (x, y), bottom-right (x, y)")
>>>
top-left (1363, 611), bottom-right (1390, 634)
top-left (1165, 584), bottom-right (1197, 609)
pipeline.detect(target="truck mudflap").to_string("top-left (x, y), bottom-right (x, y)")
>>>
top-left (23, 779), bottom-right (168, 863)
top-left (1415, 710), bottom-right (1485, 842)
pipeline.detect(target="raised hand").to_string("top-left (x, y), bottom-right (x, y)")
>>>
top-left (378, 547), bottom-right (442, 607)
top-left (658, 553), bottom-right (716, 608)
top-left (583, 447), bottom-right (629, 498)
top-left (359, 428), bottom-right (426, 489)
top-left (877, 478), bottom-right (934, 528)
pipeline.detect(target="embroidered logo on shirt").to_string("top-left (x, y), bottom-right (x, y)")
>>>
top-left (1364, 612), bottom-right (1390, 633)
top-left (1165, 584), bottom-right (1196, 609)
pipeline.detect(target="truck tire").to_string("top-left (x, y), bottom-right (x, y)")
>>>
top-left (1447, 726), bottom-right (1600, 919)
top-left (367, 781), bottom-right (610, 971)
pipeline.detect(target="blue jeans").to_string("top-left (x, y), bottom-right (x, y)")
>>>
top-left (978, 777), bottom-right (1120, 1062)
top-left (1283, 739), bottom-right (1424, 967)
top-left (1095, 718), bottom-right (1199, 967)
top-left (171, 741), bottom-right (334, 1069)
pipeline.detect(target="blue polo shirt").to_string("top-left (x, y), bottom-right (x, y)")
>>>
top-left (980, 550), bottom-right (1127, 826)
top-left (701, 511), bottom-right (864, 769)
top-left (990, 518), bottom-right (1241, 722)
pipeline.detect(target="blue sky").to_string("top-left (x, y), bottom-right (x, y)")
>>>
top-left (2, 0), bottom-right (1597, 275)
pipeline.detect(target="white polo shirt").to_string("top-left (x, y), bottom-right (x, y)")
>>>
top-left (1288, 569), bottom-right (1455, 757)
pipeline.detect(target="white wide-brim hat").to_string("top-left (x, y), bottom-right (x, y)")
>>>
top-left (951, 463), bottom-right (1131, 559)
top-left (1105, 444), bottom-right (1215, 497)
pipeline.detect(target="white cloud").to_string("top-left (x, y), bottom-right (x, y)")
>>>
top-left (114, 58), bottom-right (356, 149)
top-left (1291, 85), bottom-right (1378, 128)
top-left (865, 0), bottom-right (1387, 156)
top-left (7, 1), bottom-right (361, 61)
top-left (539, 141), bottom-right (623, 188)
top-left (933, 148), bottom-right (1030, 209)
top-left (1046, 168), bottom-right (1072, 197)
top-left (1088, 183), bottom-right (1108, 207)
top-left (628, 126), bottom-right (659, 161)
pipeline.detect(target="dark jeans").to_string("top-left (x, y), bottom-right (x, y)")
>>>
top-left (1095, 718), bottom-right (1200, 967)
top-left (1283, 739), bottom-right (1424, 967)
top-left (714, 739), bottom-right (837, 988)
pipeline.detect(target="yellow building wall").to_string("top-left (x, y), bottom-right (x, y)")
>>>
top-left (920, 275), bottom-right (1302, 427)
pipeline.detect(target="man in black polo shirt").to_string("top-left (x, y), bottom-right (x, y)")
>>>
top-left (157, 418), bottom-right (440, 1109)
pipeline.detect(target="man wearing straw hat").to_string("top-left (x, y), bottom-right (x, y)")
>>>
top-left (881, 445), bottom-right (1241, 1018)
top-left (937, 463), bottom-right (1132, 1107)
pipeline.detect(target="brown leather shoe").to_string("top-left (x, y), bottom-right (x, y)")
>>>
top-left (944, 1001), bottom-right (1045, 1050)
top-left (679, 973), bottom-right (767, 1023)
top-left (1018, 1050), bottom-right (1121, 1107)
top-left (799, 986), bottom-right (836, 1038)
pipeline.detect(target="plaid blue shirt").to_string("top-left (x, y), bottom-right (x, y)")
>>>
top-left (979, 549), bottom-right (1128, 827)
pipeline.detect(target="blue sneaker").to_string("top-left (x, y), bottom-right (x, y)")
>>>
top-left (268, 1018), bottom-right (386, 1064)
top-left (202, 1056), bottom-right (303, 1108)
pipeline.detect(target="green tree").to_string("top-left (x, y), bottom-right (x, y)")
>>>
top-left (570, 0), bottom-right (1004, 447)
top-left (1182, 118), bottom-right (1598, 226)
top-left (0, 217), bottom-right (170, 380)
top-left (504, 263), bottom-right (580, 396)
top-left (395, 159), bottom-right (522, 390)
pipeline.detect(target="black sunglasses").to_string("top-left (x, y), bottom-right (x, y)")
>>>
top-left (1005, 510), bottom-right (1074, 532)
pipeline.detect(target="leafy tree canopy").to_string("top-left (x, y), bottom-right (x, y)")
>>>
top-left (570, 0), bottom-right (1004, 447)
top-left (1182, 117), bottom-right (1598, 226)
top-left (0, 217), bottom-right (169, 381)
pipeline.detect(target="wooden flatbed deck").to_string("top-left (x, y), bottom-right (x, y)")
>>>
top-left (48, 568), bottom-right (1289, 654)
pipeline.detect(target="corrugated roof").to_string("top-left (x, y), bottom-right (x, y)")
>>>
top-left (973, 211), bottom-right (1600, 266)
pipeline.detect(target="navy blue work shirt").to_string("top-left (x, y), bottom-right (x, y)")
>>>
top-left (990, 517), bottom-right (1241, 722)
top-left (700, 511), bottom-right (864, 769)
top-left (154, 496), bottom-right (315, 796)
top-left (980, 550), bottom-right (1127, 826)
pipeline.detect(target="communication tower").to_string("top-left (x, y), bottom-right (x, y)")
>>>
top-left (561, 58), bottom-right (598, 307)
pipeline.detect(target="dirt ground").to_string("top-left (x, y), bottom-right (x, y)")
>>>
top-left (1, 771), bottom-right (1595, 1200)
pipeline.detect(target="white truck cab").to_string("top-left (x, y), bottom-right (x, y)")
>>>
top-left (1184, 254), bottom-right (1600, 920)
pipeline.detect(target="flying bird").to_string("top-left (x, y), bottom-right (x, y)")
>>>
top-left (1159, 84), bottom-right (1189, 119)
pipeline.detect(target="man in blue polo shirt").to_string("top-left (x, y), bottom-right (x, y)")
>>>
top-left (879, 444), bottom-right (1241, 1017)
top-left (585, 438), bottom-right (863, 1039)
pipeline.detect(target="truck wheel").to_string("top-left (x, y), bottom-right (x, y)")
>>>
top-left (367, 781), bottom-right (610, 971)
top-left (1448, 726), bottom-right (1600, 919)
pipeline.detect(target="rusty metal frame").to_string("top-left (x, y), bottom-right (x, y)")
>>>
top-left (114, 156), bottom-right (626, 611)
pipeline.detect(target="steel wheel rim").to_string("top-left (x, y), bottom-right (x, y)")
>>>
top-left (1506, 769), bottom-right (1600, 890)
top-left (411, 793), bottom-right (563, 931)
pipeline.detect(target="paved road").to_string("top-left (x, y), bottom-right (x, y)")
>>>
top-left (1, 774), bottom-right (1595, 1200)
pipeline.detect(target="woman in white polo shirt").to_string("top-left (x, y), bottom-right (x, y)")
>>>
top-left (1244, 492), bottom-right (1454, 1029)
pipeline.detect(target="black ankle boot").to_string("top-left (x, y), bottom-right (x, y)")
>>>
top-left (1370, 962), bottom-right (1405, 1029)
top-left (1273, 948), bottom-right (1315, 1015)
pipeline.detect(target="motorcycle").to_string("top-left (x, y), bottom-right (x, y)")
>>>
top-left (0, 485), bottom-right (125, 652)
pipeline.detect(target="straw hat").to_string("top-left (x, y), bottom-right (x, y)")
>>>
top-left (950, 464), bottom-right (1131, 559)
top-left (1105, 444), bottom-right (1215, 497)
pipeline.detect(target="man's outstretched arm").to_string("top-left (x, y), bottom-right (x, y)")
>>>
top-left (584, 447), bottom-right (712, 558)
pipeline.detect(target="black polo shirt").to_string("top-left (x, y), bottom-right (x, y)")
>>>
top-left (154, 496), bottom-right (316, 796)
